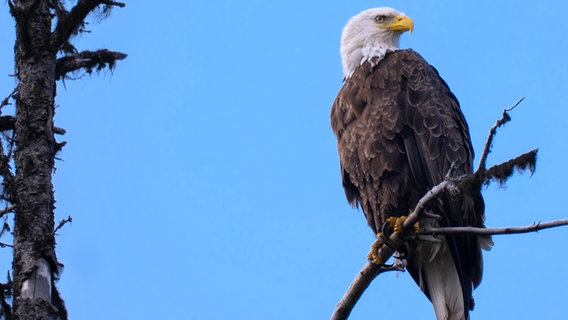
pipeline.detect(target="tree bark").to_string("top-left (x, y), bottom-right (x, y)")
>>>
top-left (12, 0), bottom-right (59, 319)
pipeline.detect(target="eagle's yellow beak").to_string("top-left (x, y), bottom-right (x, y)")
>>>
top-left (380, 15), bottom-right (414, 34)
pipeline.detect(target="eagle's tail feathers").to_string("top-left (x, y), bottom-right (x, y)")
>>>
top-left (419, 241), bottom-right (467, 320)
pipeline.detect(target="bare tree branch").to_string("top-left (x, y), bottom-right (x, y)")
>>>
top-left (56, 49), bottom-right (128, 80)
top-left (53, 216), bottom-right (73, 236)
top-left (479, 149), bottom-right (537, 186)
top-left (0, 242), bottom-right (13, 248)
top-left (51, 0), bottom-right (126, 51)
top-left (0, 89), bottom-right (17, 109)
top-left (420, 219), bottom-right (568, 236)
top-left (477, 97), bottom-right (524, 171)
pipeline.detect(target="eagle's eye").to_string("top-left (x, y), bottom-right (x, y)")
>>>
top-left (374, 15), bottom-right (385, 23)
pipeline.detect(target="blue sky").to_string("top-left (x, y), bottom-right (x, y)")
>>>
top-left (1, 1), bottom-right (568, 319)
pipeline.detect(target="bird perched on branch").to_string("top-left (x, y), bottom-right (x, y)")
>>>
top-left (330, 7), bottom-right (492, 320)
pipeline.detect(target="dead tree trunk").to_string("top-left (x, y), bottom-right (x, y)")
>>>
top-left (12, 1), bottom-right (59, 319)
top-left (5, 1), bottom-right (126, 319)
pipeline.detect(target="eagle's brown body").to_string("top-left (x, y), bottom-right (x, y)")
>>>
top-left (331, 49), bottom-right (488, 318)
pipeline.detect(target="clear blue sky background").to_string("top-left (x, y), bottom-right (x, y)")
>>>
top-left (1, 1), bottom-right (568, 319)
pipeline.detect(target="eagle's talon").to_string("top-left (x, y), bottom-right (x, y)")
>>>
top-left (382, 216), bottom-right (402, 235)
top-left (367, 234), bottom-right (384, 264)
top-left (393, 215), bottom-right (407, 234)
top-left (386, 216), bottom-right (398, 226)
top-left (367, 254), bottom-right (382, 265)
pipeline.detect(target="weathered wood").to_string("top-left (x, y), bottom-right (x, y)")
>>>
top-left (12, 1), bottom-right (58, 318)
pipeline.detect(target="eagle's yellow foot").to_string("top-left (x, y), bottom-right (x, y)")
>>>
top-left (386, 214), bottom-right (420, 235)
top-left (367, 233), bottom-right (384, 264)
top-left (386, 216), bottom-right (398, 227)
top-left (393, 216), bottom-right (407, 233)
top-left (385, 215), bottom-right (409, 234)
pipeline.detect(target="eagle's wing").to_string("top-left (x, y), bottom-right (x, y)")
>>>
top-left (392, 49), bottom-right (487, 308)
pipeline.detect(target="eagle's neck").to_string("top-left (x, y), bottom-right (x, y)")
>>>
top-left (341, 35), bottom-right (400, 79)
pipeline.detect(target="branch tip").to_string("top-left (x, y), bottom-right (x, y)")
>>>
top-left (505, 96), bottom-right (525, 112)
top-left (477, 97), bottom-right (526, 172)
top-left (53, 216), bottom-right (73, 235)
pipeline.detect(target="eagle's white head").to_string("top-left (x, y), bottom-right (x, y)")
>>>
top-left (340, 7), bottom-right (414, 79)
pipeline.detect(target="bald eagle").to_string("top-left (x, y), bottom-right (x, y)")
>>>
top-left (331, 8), bottom-right (492, 320)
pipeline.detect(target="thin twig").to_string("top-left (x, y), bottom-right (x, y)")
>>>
top-left (53, 216), bottom-right (72, 235)
top-left (0, 205), bottom-right (15, 219)
top-left (477, 97), bottom-right (525, 171)
top-left (419, 219), bottom-right (568, 236)
top-left (0, 89), bottom-right (17, 109)
top-left (0, 242), bottom-right (12, 248)
top-left (505, 97), bottom-right (524, 112)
